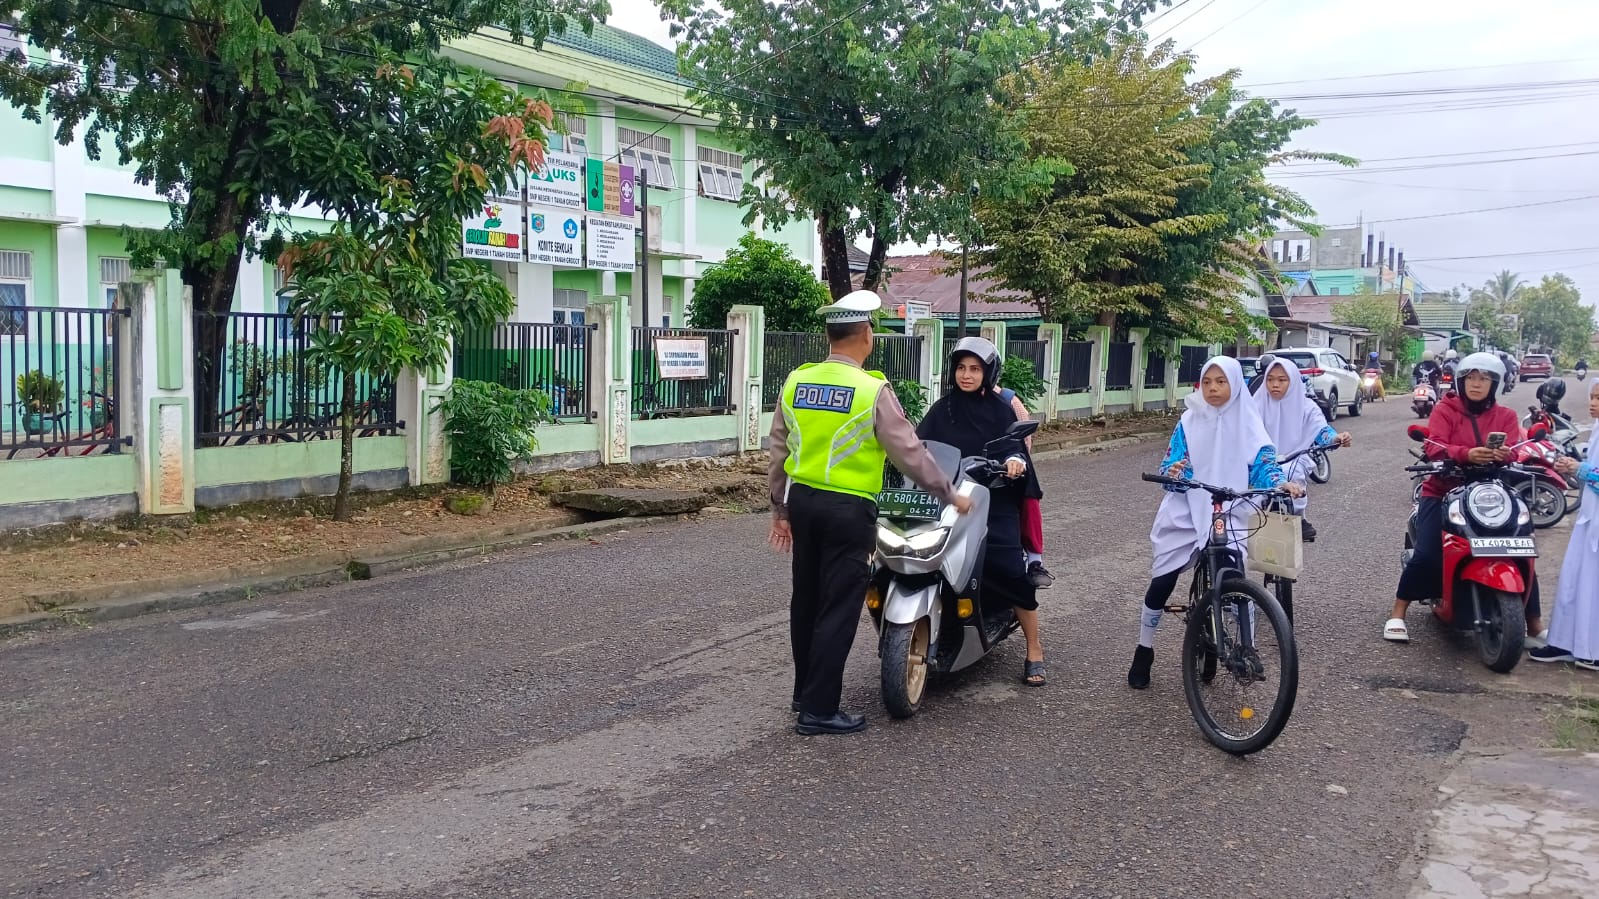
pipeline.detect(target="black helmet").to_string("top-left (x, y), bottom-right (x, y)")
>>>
top-left (1537, 379), bottom-right (1566, 404)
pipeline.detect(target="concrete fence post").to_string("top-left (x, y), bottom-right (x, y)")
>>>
top-left (123, 270), bottom-right (194, 516)
top-left (727, 304), bottom-right (765, 453)
top-left (587, 296), bottom-right (631, 465)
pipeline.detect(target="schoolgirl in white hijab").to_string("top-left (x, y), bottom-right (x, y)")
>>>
top-left (1533, 380), bottom-right (1599, 668)
top-left (1251, 357), bottom-right (1351, 533)
top-left (1128, 356), bottom-right (1303, 690)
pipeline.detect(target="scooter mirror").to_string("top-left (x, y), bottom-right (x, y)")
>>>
top-left (1407, 424), bottom-right (1429, 443)
top-left (1529, 423), bottom-right (1550, 441)
top-left (1007, 419), bottom-right (1040, 439)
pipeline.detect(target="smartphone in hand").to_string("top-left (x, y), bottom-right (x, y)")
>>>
top-left (1487, 432), bottom-right (1506, 450)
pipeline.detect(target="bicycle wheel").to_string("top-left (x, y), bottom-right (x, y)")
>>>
top-left (1182, 578), bottom-right (1298, 755)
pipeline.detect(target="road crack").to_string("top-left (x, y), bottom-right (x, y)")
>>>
top-left (307, 729), bottom-right (436, 769)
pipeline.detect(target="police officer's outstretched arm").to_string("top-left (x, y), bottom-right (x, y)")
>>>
top-left (873, 387), bottom-right (974, 514)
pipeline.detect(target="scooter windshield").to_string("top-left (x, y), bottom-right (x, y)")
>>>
top-left (921, 440), bottom-right (963, 485)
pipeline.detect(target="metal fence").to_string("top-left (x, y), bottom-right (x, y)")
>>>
top-left (1144, 347), bottom-right (1168, 387)
top-left (1178, 345), bottom-right (1210, 384)
top-left (1059, 341), bottom-right (1093, 393)
top-left (1105, 342), bottom-right (1135, 390)
top-left (454, 322), bottom-right (594, 421)
top-left (193, 311), bottom-right (400, 445)
top-left (1006, 339), bottom-right (1049, 382)
top-left (2, 305), bottom-right (131, 460)
top-left (631, 327), bottom-right (736, 418)
top-left (866, 334), bottom-right (924, 384)
top-left (762, 331), bottom-right (829, 410)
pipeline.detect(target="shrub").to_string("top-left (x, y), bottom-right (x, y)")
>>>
top-left (998, 355), bottom-right (1045, 405)
top-left (438, 379), bottom-right (552, 489)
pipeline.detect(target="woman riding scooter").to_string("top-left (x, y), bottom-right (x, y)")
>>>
top-left (917, 337), bottom-right (1046, 686)
top-left (1384, 352), bottom-right (1547, 645)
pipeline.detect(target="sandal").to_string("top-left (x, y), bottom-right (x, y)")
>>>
top-left (1383, 618), bottom-right (1410, 643)
top-left (1023, 659), bottom-right (1046, 686)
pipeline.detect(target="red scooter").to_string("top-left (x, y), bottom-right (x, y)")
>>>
top-left (1403, 424), bottom-right (1545, 673)
top-left (1509, 436), bottom-right (1571, 529)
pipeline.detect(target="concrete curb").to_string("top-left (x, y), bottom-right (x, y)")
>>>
top-left (0, 515), bottom-right (667, 640)
top-left (1031, 431), bottom-right (1163, 463)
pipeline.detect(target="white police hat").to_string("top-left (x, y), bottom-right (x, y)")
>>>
top-left (818, 289), bottom-right (882, 323)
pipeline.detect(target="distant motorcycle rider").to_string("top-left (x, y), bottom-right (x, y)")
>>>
top-left (1412, 351), bottom-right (1442, 389)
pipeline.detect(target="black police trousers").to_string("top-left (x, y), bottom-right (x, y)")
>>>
top-left (787, 483), bottom-right (877, 717)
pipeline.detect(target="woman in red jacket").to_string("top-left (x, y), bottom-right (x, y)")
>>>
top-left (1384, 353), bottom-right (1545, 643)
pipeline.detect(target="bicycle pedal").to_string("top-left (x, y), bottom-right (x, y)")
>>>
top-left (1163, 604), bottom-right (1189, 614)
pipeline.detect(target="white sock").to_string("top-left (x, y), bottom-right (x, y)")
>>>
top-left (1026, 551), bottom-right (1043, 565)
top-left (1138, 607), bottom-right (1163, 648)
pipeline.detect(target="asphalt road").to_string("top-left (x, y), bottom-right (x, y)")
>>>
top-left (3, 379), bottom-right (1593, 899)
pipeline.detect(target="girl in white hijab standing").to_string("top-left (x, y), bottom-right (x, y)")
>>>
top-left (1252, 357), bottom-right (1352, 542)
top-left (1531, 380), bottom-right (1599, 668)
top-left (1129, 356), bottom-right (1303, 689)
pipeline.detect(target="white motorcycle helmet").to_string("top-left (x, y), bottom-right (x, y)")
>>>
top-left (1445, 349), bottom-right (1459, 362)
top-left (1456, 352), bottom-right (1506, 390)
top-left (1423, 350), bottom-right (1436, 362)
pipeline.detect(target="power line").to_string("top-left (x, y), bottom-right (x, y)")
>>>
top-left (1241, 56), bottom-right (1599, 88)
top-left (1150, 0), bottom-right (1222, 42)
top-left (1272, 149), bottom-right (1599, 179)
top-left (1278, 140), bottom-right (1599, 166)
top-left (1319, 194), bottom-right (1599, 228)
top-left (1408, 246), bottom-right (1599, 262)
top-left (1321, 176), bottom-right (1599, 194)
top-left (1188, 0), bottom-right (1276, 49)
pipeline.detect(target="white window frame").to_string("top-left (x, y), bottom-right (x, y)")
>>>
top-left (558, 114), bottom-right (588, 155)
top-left (697, 147), bottom-right (745, 201)
top-left (0, 250), bottom-right (32, 337)
top-left (99, 256), bottom-right (131, 309)
top-left (618, 127), bottom-right (676, 189)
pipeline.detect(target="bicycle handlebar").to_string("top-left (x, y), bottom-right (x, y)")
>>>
top-left (1278, 442), bottom-right (1339, 465)
top-left (1141, 472), bottom-right (1289, 502)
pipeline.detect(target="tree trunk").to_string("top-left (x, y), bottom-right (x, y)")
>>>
top-left (333, 368), bottom-right (357, 522)
top-left (860, 232), bottom-right (890, 296)
top-left (819, 217), bottom-right (854, 300)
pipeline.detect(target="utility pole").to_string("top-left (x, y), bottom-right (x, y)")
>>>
top-left (638, 170), bottom-right (650, 328)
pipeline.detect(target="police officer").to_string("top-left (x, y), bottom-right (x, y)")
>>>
top-left (767, 289), bottom-right (973, 736)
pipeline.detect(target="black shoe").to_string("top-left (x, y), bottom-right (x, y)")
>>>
top-left (795, 711), bottom-right (866, 736)
top-left (1028, 561), bottom-right (1055, 588)
top-left (1301, 519), bottom-right (1317, 542)
top-left (1128, 645), bottom-right (1154, 690)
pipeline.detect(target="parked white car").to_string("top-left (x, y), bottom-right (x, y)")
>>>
top-left (1270, 347), bottom-right (1364, 420)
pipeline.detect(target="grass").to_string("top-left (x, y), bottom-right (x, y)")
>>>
top-left (1551, 693), bottom-right (1599, 751)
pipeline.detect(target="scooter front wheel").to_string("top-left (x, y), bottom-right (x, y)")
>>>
top-left (1474, 585), bottom-right (1526, 673)
top-left (881, 619), bottom-right (931, 718)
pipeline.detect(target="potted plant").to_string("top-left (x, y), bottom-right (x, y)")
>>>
top-left (15, 370), bottom-right (64, 435)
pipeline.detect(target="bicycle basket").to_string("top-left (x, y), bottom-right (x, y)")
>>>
top-left (1246, 509), bottom-right (1303, 580)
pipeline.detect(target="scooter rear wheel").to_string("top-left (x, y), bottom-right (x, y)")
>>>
top-left (881, 619), bottom-right (931, 719)
top-left (1515, 479), bottom-right (1567, 529)
top-left (1475, 585), bottom-right (1526, 673)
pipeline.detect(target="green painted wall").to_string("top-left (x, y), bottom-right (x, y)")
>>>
top-left (0, 453), bottom-right (136, 503)
top-left (0, 186), bottom-right (53, 218)
top-left (695, 197), bottom-right (746, 253)
top-left (0, 220), bottom-right (56, 307)
top-left (194, 437), bottom-right (408, 488)
top-left (0, 102), bottom-right (53, 162)
top-left (631, 414), bottom-right (737, 447)
top-left (534, 422), bottom-right (600, 456)
top-left (85, 194), bottom-right (170, 230)
top-left (553, 269), bottom-right (601, 296)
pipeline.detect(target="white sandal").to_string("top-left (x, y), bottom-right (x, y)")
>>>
top-left (1383, 618), bottom-right (1410, 643)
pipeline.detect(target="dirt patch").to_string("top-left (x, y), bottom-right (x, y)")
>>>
top-left (1, 457), bottom-right (770, 601)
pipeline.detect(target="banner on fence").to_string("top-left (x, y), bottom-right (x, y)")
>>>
top-left (528, 206), bottom-right (583, 268)
top-left (586, 215), bottom-right (635, 272)
top-left (529, 152), bottom-right (585, 209)
top-left (655, 337), bottom-right (709, 379)
top-left (462, 200), bottom-right (525, 262)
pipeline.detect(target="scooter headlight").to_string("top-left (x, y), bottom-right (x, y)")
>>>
top-left (876, 525), bottom-right (951, 560)
top-left (1465, 483), bottom-right (1513, 529)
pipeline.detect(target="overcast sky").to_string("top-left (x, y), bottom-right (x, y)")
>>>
top-left (610, 0), bottom-right (1599, 303)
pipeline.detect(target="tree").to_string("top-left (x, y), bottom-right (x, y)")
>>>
top-left (0, 0), bottom-right (607, 439)
top-left (277, 65), bottom-right (553, 521)
top-left (687, 234), bottom-right (830, 331)
top-left (1519, 274), bottom-right (1593, 363)
top-left (1331, 288), bottom-right (1406, 354)
top-left (971, 37), bottom-right (1213, 331)
top-left (666, 0), bottom-right (1130, 298)
top-left (1466, 269), bottom-right (1525, 351)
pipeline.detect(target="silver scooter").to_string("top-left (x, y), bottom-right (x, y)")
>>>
top-left (865, 419), bottom-right (1038, 718)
